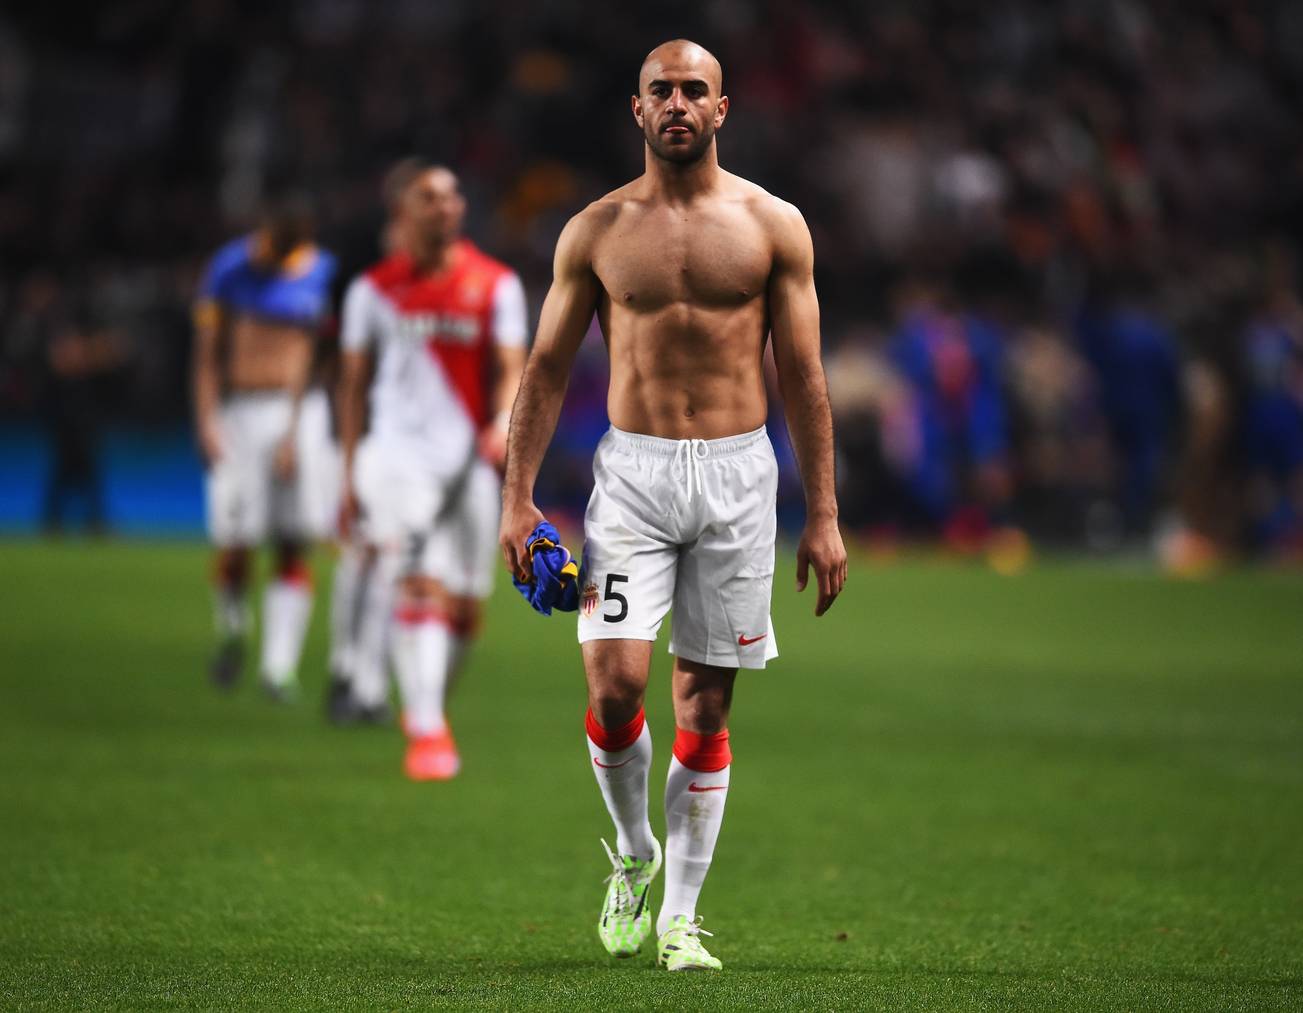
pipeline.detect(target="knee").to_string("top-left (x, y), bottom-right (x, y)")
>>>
top-left (398, 573), bottom-right (440, 602)
top-left (674, 694), bottom-right (729, 735)
top-left (273, 541), bottom-right (309, 582)
top-left (588, 673), bottom-right (645, 729)
top-left (446, 596), bottom-right (481, 638)
top-left (673, 662), bottom-right (735, 734)
top-left (215, 548), bottom-right (250, 585)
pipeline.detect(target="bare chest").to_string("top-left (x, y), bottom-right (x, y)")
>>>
top-left (594, 206), bottom-right (772, 311)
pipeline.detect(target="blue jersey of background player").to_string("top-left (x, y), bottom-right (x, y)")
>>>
top-left (193, 194), bottom-right (338, 698)
top-left (1075, 270), bottom-right (1180, 540)
top-left (889, 280), bottom-right (1010, 537)
top-left (196, 234), bottom-right (335, 333)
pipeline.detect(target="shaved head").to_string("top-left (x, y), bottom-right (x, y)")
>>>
top-left (639, 39), bottom-right (722, 95)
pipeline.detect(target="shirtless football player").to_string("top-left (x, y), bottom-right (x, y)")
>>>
top-left (499, 40), bottom-right (846, 971)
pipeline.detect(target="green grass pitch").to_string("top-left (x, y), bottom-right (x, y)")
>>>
top-left (1, 540), bottom-right (1301, 1011)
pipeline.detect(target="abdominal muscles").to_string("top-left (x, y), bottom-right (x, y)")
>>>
top-left (604, 299), bottom-right (769, 440)
top-left (225, 316), bottom-right (314, 391)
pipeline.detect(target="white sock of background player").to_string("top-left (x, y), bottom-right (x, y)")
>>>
top-left (658, 727), bottom-right (731, 934)
top-left (391, 593), bottom-right (451, 737)
top-left (260, 559), bottom-right (313, 688)
top-left (586, 708), bottom-right (657, 862)
top-left (327, 541), bottom-right (366, 683)
top-left (351, 549), bottom-right (397, 711)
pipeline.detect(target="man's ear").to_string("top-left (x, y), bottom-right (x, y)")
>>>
top-left (631, 94), bottom-right (644, 128)
top-left (715, 94), bottom-right (729, 129)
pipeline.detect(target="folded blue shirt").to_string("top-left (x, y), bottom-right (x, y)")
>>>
top-left (512, 521), bottom-right (580, 616)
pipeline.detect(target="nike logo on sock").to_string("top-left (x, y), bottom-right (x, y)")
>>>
top-left (687, 782), bottom-right (727, 793)
top-left (737, 633), bottom-right (767, 645)
top-left (593, 756), bottom-right (634, 769)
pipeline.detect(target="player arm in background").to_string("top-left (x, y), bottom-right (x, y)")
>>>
top-left (192, 279), bottom-right (227, 467)
top-left (498, 210), bottom-right (602, 580)
top-left (273, 326), bottom-right (316, 480)
top-left (336, 277), bottom-right (376, 535)
top-left (767, 201), bottom-right (848, 616)
top-left (480, 272), bottom-right (530, 469)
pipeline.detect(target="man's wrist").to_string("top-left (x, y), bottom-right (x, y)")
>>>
top-left (805, 502), bottom-right (839, 524)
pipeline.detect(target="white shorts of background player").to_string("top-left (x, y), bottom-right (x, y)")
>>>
top-left (577, 425), bottom-right (779, 670)
top-left (353, 435), bottom-right (501, 600)
top-left (205, 389), bottom-right (340, 547)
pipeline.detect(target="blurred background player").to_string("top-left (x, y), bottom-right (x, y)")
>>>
top-left (338, 164), bottom-right (527, 778)
top-left (193, 193), bottom-right (337, 698)
top-left (325, 158), bottom-right (425, 722)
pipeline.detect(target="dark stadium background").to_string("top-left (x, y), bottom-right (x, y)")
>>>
top-left (3, 0), bottom-right (1302, 564)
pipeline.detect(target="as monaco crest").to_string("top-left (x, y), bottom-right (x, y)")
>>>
top-left (581, 581), bottom-right (599, 618)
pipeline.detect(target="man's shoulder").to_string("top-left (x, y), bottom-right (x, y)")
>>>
top-left (208, 236), bottom-right (253, 280)
top-left (362, 252), bottom-right (412, 291)
top-left (569, 188), bottom-right (635, 234)
top-left (724, 173), bottom-right (805, 233)
top-left (555, 190), bottom-right (636, 267)
top-left (458, 240), bottom-right (517, 284)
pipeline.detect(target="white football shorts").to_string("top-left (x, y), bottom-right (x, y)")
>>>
top-left (427, 457), bottom-right (501, 600)
top-left (294, 389), bottom-right (341, 542)
top-left (577, 425), bottom-right (779, 669)
top-left (354, 436), bottom-right (498, 597)
top-left (205, 389), bottom-right (338, 547)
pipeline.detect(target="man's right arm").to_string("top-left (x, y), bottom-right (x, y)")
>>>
top-left (191, 301), bottom-right (225, 466)
top-left (336, 277), bottom-right (375, 535)
top-left (499, 209), bottom-right (603, 581)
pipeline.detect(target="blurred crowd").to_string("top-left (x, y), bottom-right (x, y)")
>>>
top-left (2, 0), bottom-right (1302, 561)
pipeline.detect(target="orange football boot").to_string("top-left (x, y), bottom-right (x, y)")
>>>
top-left (404, 727), bottom-right (461, 781)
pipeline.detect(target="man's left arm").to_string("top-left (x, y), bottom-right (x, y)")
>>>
top-left (481, 272), bottom-right (530, 468)
top-left (274, 329), bottom-right (315, 480)
top-left (767, 202), bottom-right (847, 616)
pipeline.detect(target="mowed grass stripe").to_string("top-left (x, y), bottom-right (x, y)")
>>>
top-left (0, 540), bottom-right (1300, 1010)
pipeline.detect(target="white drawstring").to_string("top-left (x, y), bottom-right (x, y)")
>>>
top-left (673, 438), bottom-right (708, 500)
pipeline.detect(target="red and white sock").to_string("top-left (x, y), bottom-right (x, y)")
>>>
top-left (587, 708), bottom-right (656, 862)
top-left (260, 564), bottom-right (312, 688)
top-left (392, 601), bottom-right (451, 737)
top-left (658, 727), bottom-right (731, 934)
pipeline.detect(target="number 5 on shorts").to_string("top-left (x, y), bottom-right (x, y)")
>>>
top-left (603, 573), bottom-right (629, 623)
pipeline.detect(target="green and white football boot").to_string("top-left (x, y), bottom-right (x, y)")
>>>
top-left (597, 837), bottom-right (662, 958)
top-left (657, 915), bottom-right (723, 972)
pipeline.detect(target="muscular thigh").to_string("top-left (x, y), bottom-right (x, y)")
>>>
top-left (582, 639), bottom-right (654, 724)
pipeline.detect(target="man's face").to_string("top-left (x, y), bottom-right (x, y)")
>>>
top-left (633, 48), bottom-right (727, 165)
top-left (403, 169), bottom-right (465, 246)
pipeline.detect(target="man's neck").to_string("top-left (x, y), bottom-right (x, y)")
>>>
top-left (409, 236), bottom-right (459, 274)
top-left (643, 144), bottom-right (721, 203)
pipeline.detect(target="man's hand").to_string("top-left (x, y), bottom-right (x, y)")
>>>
top-left (198, 415), bottom-right (226, 468)
top-left (499, 496), bottom-right (546, 583)
top-left (273, 433), bottom-right (297, 481)
top-left (796, 517), bottom-right (847, 616)
top-left (478, 414), bottom-right (510, 472)
top-left (338, 482), bottom-right (361, 539)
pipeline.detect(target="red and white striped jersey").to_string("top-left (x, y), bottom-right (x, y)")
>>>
top-left (341, 240), bottom-right (527, 472)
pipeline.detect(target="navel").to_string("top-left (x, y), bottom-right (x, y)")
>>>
top-left (684, 404), bottom-right (695, 419)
